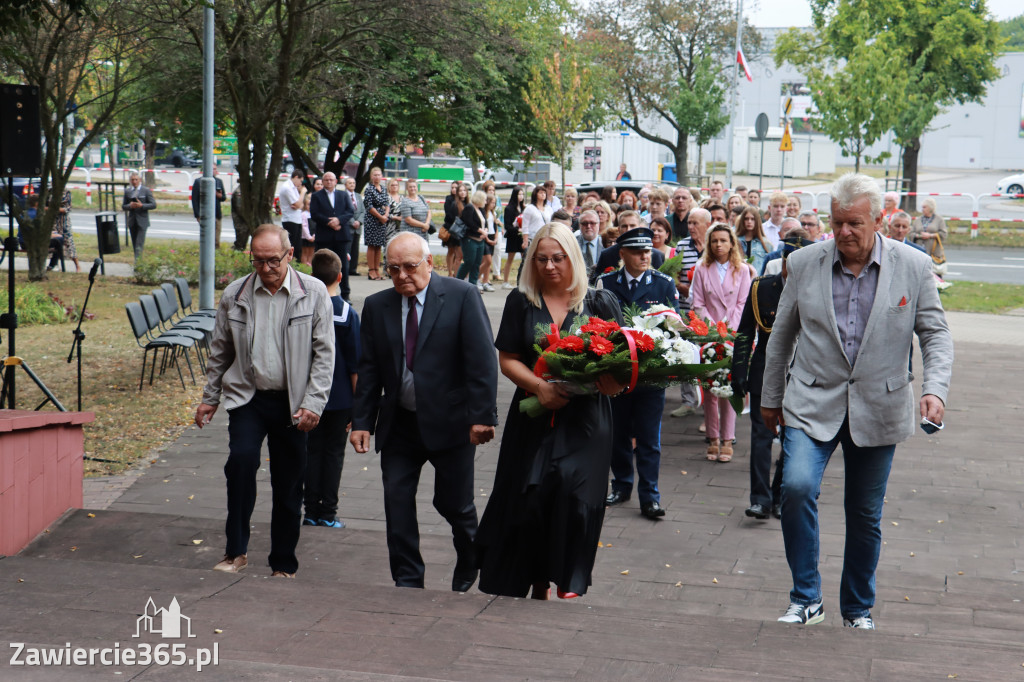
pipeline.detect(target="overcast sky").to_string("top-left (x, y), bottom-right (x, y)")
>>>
top-left (746, 0), bottom-right (1021, 27)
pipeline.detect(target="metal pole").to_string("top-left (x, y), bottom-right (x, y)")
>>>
top-left (724, 0), bottom-right (743, 190)
top-left (199, 0), bottom-right (215, 310)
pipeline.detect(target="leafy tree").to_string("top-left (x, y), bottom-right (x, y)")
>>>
top-left (1000, 13), bottom-right (1024, 51)
top-left (776, 0), bottom-right (1000, 205)
top-left (0, 1), bottom-right (151, 279)
top-left (523, 36), bottom-right (597, 189)
top-left (583, 0), bottom-right (759, 184)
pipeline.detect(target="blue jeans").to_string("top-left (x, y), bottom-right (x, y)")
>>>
top-left (781, 420), bottom-right (895, 619)
top-left (610, 387), bottom-right (666, 504)
top-left (456, 238), bottom-right (485, 284)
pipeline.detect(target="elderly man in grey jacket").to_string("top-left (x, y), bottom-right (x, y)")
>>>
top-left (762, 174), bottom-right (953, 630)
top-left (194, 224), bottom-right (335, 578)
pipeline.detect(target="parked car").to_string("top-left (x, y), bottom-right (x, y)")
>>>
top-left (572, 180), bottom-right (681, 196)
top-left (0, 177), bottom-right (42, 216)
top-left (996, 173), bottom-right (1024, 197)
top-left (153, 143), bottom-right (200, 168)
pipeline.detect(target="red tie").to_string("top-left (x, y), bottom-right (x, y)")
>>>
top-left (405, 298), bottom-right (418, 372)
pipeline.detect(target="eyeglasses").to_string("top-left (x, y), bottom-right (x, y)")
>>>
top-left (250, 250), bottom-right (288, 269)
top-left (534, 253), bottom-right (568, 266)
top-left (800, 221), bottom-right (818, 228)
top-left (386, 255), bottom-right (427, 276)
top-left (579, 221), bottom-right (599, 227)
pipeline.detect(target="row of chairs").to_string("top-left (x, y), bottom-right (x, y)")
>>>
top-left (125, 278), bottom-right (216, 391)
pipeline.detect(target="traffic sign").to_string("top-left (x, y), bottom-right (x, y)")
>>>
top-left (754, 113), bottom-right (769, 141)
top-left (779, 124), bottom-right (793, 152)
top-left (784, 97), bottom-right (793, 117)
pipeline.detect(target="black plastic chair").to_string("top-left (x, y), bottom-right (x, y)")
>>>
top-left (174, 277), bottom-right (216, 318)
top-left (125, 301), bottom-right (196, 390)
top-left (140, 293), bottom-right (207, 372)
top-left (157, 284), bottom-right (215, 335)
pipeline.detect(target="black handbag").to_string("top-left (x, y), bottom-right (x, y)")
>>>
top-left (449, 216), bottom-right (468, 240)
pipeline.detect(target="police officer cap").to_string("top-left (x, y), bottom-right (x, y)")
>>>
top-left (782, 237), bottom-right (815, 259)
top-left (617, 227), bottom-right (654, 250)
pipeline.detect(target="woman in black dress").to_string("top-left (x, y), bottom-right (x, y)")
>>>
top-left (444, 182), bottom-right (467, 276)
top-left (501, 187), bottom-right (525, 289)
top-left (477, 222), bottom-right (625, 600)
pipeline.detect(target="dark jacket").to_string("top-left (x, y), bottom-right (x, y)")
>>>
top-left (460, 204), bottom-right (485, 241)
top-left (190, 177), bottom-right (226, 220)
top-left (310, 189), bottom-right (355, 244)
top-left (443, 195), bottom-right (460, 229)
top-left (731, 273), bottom-right (784, 396)
top-left (324, 296), bottom-right (361, 412)
top-left (353, 273), bottom-right (498, 452)
top-left (594, 245), bottom-right (665, 280)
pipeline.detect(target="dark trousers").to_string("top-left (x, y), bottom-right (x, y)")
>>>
top-left (381, 407), bottom-right (478, 588)
top-left (749, 392), bottom-right (784, 508)
top-left (128, 219), bottom-right (147, 260)
top-left (349, 235), bottom-right (361, 274)
top-left (47, 236), bottom-right (64, 269)
top-left (225, 391), bottom-right (307, 574)
top-left (610, 387), bottom-right (666, 504)
top-left (315, 239), bottom-right (351, 299)
top-left (304, 407), bottom-right (351, 522)
top-left (282, 221), bottom-right (302, 254)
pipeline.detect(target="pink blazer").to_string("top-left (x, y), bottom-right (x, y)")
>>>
top-left (691, 260), bottom-right (752, 326)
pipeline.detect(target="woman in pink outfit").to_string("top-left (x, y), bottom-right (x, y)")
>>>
top-left (690, 224), bottom-right (751, 462)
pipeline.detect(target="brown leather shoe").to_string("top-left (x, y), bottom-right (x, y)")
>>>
top-left (271, 570), bottom-right (296, 578)
top-left (213, 554), bottom-right (247, 572)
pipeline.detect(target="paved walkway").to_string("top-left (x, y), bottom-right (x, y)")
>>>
top-left (3, 274), bottom-right (1024, 680)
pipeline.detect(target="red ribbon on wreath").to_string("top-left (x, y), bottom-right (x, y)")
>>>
top-left (622, 329), bottom-right (639, 394)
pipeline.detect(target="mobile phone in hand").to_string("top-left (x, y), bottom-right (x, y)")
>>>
top-left (920, 418), bottom-right (944, 434)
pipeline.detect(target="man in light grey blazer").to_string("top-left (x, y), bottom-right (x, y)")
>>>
top-left (761, 173), bottom-right (953, 631)
top-left (122, 171), bottom-right (157, 260)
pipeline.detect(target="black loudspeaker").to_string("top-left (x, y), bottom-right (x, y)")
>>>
top-left (0, 84), bottom-right (42, 177)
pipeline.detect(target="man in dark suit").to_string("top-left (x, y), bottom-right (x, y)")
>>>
top-left (190, 168), bottom-right (226, 249)
top-left (599, 227), bottom-right (679, 520)
top-left (343, 176), bottom-right (365, 276)
top-left (575, 209), bottom-right (603, 285)
top-left (351, 232), bottom-right (498, 592)
top-left (310, 171), bottom-right (354, 299)
top-left (122, 171), bottom-right (157, 260)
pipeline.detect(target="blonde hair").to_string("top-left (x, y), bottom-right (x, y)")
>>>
top-left (518, 223), bottom-right (589, 313)
top-left (701, 223), bottom-right (745, 282)
top-left (470, 190), bottom-right (487, 208)
top-left (595, 200), bottom-right (615, 231)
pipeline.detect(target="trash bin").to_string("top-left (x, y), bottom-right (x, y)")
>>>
top-left (95, 212), bottom-right (120, 256)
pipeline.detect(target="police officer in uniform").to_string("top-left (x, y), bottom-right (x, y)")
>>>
top-left (599, 227), bottom-right (679, 519)
top-left (731, 237), bottom-right (814, 520)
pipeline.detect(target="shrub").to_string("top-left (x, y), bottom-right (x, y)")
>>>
top-left (133, 243), bottom-right (253, 289)
top-left (0, 284), bottom-right (69, 326)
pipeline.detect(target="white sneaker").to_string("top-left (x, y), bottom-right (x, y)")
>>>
top-left (843, 615), bottom-right (875, 629)
top-left (778, 601), bottom-right (824, 625)
top-left (476, 282), bottom-right (484, 291)
top-left (482, 282), bottom-right (495, 292)
top-left (670, 405), bottom-right (695, 418)
top-left (502, 282), bottom-right (516, 290)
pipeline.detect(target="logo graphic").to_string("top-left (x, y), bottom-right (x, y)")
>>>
top-left (134, 597), bottom-right (196, 639)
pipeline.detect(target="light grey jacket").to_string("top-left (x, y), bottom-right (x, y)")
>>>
top-left (201, 267), bottom-right (335, 420)
top-left (761, 237), bottom-right (953, 447)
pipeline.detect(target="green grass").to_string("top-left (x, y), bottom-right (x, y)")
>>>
top-left (941, 280), bottom-right (1024, 314)
top-left (947, 222), bottom-right (1024, 248)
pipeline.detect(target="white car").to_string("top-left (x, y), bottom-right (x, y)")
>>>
top-left (996, 173), bottom-right (1024, 196)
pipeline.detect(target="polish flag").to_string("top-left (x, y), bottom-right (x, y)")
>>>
top-left (737, 47), bottom-right (753, 82)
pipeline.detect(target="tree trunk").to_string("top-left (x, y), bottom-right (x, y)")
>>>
top-left (143, 128), bottom-right (158, 188)
top-left (674, 146), bottom-right (688, 186)
top-left (903, 137), bottom-right (921, 213)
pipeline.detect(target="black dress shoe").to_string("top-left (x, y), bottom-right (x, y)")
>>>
top-left (771, 503), bottom-right (782, 519)
top-left (605, 490), bottom-right (630, 507)
top-left (452, 569), bottom-right (478, 593)
top-left (640, 501), bottom-right (666, 519)
top-left (745, 503), bottom-right (770, 520)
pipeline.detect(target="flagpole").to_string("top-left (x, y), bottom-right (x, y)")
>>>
top-left (725, 0), bottom-right (744, 191)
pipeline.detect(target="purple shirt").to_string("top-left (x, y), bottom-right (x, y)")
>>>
top-left (832, 233), bottom-right (882, 365)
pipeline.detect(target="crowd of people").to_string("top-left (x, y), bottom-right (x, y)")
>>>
top-left (193, 171), bottom-right (953, 633)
